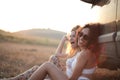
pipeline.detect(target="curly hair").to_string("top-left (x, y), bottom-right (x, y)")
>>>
top-left (81, 23), bottom-right (103, 54)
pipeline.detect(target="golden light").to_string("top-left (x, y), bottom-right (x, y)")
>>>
top-left (0, 0), bottom-right (101, 33)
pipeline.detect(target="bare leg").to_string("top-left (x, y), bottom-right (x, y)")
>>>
top-left (49, 55), bottom-right (65, 71)
top-left (13, 66), bottom-right (39, 80)
top-left (0, 56), bottom-right (64, 80)
top-left (29, 62), bottom-right (68, 80)
top-left (6, 65), bottom-right (39, 80)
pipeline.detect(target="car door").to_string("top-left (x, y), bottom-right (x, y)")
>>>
top-left (80, 0), bottom-right (120, 70)
top-left (97, 0), bottom-right (120, 70)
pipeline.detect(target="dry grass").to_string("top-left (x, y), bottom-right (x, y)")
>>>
top-left (0, 42), bottom-right (120, 80)
top-left (0, 42), bottom-right (56, 78)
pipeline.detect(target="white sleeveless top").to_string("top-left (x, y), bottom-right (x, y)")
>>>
top-left (66, 51), bottom-right (96, 80)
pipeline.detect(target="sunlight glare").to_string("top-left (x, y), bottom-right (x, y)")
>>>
top-left (0, 0), bottom-right (100, 33)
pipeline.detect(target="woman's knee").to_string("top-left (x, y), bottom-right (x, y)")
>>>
top-left (43, 62), bottom-right (53, 66)
top-left (41, 62), bottom-right (53, 69)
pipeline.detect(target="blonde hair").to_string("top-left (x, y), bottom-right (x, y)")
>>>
top-left (66, 25), bottom-right (81, 58)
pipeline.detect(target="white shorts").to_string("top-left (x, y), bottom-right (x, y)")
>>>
top-left (78, 76), bottom-right (90, 80)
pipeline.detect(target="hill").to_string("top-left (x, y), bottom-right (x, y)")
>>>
top-left (15, 28), bottom-right (66, 40)
top-left (0, 30), bottom-right (16, 42)
top-left (0, 29), bottom-right (66, 47)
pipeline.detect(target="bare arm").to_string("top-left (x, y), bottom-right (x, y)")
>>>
top-left (55, 35), bottom-right (68, 58)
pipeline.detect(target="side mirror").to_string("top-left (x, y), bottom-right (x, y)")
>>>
top-left (80, 0), bottom-right (111, 8)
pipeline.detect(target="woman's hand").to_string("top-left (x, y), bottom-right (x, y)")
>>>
top-left (62, 35), bottom-right (69, 42)
top-left (49, 55), bottom-right (59, 64)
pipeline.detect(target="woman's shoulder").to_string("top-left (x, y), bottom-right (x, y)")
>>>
top-left (77, 49), bottom-right (91, 58)
top-left (78, 49), bottom-right (91, 54)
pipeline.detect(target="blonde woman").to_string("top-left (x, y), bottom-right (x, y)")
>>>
top-left (49, 25), bottom-right (81, 71)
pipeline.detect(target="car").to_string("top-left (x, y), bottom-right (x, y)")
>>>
top-left (80, 0), bottom-right (120, 70)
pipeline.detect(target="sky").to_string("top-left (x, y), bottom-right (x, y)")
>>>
top-left (0, 0), bottom-right (100, 33)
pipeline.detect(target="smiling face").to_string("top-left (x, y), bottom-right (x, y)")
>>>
top-left (69, 31), bottom-right (78, 48)
top-left (78, 28), bottom-right (90, 49)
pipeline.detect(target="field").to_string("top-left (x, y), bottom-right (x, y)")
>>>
top-left (0, 42), bottom-right (120, 80)
top-left (0, 42), bottom-right (56, 78)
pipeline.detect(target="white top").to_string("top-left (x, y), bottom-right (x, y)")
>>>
top-left (66, 51), bottom-right (96, 80)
